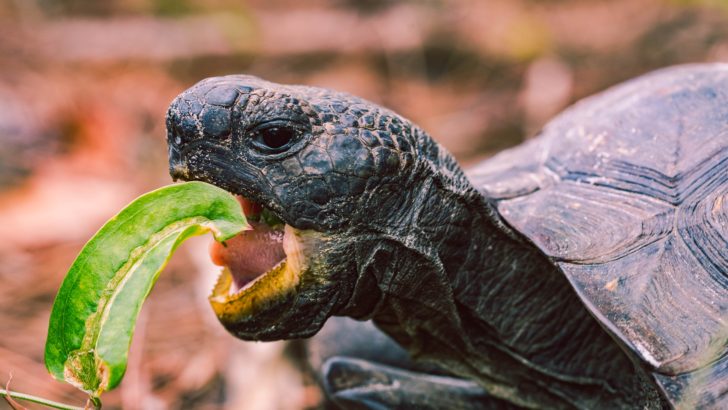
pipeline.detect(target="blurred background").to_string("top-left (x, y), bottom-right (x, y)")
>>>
top-left (0, 0), bottom-right (727, 409)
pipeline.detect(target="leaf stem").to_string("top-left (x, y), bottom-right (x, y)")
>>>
top-left (0, 389), bottom-right (84, 410)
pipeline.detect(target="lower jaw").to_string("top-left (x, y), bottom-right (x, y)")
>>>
top-left (208, 224), bottom-right (316, 324)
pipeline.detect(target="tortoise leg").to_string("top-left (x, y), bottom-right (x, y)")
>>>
top-left (307, 317), bottom-right (513, 409)
top-left (321, 356), bottom-right (513, 410)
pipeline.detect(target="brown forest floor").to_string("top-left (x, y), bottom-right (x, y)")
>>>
top-left (0, 0), bottom-right (727, 409)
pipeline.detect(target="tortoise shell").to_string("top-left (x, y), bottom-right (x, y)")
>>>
top-left (468, 64), bottom-right (727, 408)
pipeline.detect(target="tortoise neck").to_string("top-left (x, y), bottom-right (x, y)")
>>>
top-left (356, 134), bottom-right (661, 408)
top-left (347, 130), bottom-right (527, 350)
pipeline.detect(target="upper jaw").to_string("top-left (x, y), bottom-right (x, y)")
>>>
top-left (169, 149), bottom-right (286, 218)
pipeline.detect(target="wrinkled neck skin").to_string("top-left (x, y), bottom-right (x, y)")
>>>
top-left (333, 130), bottom-right (663, 409)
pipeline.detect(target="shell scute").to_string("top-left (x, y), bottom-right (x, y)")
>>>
top-left (468, 64), bottom-right (728, 408)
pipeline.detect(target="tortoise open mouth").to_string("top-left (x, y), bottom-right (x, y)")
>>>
top-left (207, 195), bottom-right (309, 322)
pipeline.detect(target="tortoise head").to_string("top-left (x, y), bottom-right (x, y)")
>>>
top-left (166, 75), bottom-right (469, 340)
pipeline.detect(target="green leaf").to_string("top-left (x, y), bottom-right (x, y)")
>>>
top-left (44, 181), bottom-right (248, 397)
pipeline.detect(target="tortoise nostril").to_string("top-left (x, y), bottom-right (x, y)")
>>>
top-left (171, 122), bottom-right (195, 145)
top-left (173, 116), bottom-right (201, 144)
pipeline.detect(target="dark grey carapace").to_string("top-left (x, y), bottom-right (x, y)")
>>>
top-left (166, 65), bottom-right (728, 409)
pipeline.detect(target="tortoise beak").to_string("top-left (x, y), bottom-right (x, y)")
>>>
top-left (169, 161), bottom-right (190, 182)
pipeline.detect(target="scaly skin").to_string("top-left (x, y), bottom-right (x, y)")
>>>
top-left (166, 76), bottom-right (666, 408)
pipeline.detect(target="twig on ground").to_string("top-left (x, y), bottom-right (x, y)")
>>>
top-left (3, 374), bottom-right (28, 410)
top-left (1, 373), bottom-right (84, 410)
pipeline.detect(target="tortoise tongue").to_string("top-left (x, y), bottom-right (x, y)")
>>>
top-left (209, 196), bottom-right (286, 292)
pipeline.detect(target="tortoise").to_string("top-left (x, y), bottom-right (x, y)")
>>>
top-left (165, 64), bottom-right (727, 409)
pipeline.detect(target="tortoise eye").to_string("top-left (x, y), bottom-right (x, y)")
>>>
top-left (260, 127), bottom-right (294, 149)
top-left (250, 122), bottom-right (302, 153)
